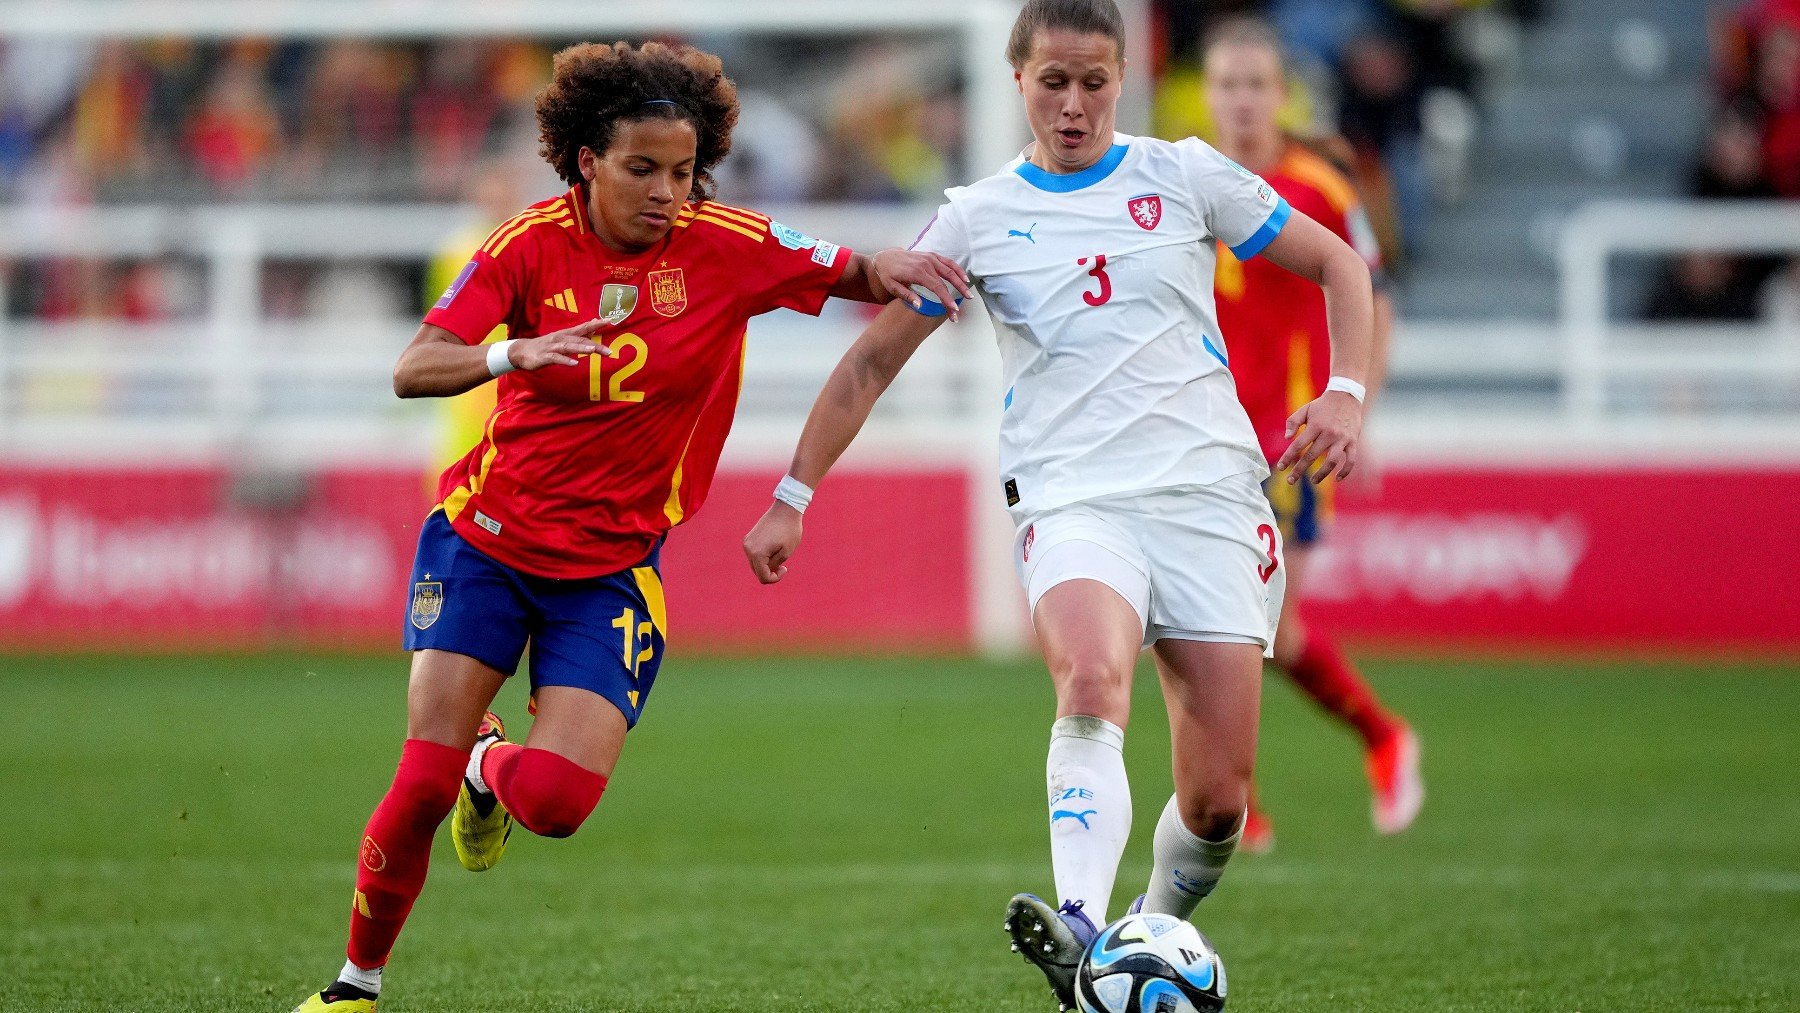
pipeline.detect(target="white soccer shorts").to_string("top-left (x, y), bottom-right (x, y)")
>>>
top-left (1014, 471), bottom-right (1286, 655)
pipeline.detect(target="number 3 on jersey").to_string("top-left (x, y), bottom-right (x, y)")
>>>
top-left (1078, 255), bottom-right (1112, 306)
top-left (589, 332), bottom-right (649, 402)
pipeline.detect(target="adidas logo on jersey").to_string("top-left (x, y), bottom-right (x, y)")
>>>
top-left (543, 288), bottom-right (579, 312)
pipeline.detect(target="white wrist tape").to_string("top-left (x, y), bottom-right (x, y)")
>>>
top-left (486, 340), bottom-right (517, 377)
top-left (773, 475), bottom-right (815, 514)
top-left (1325, 376), bottom-right (1366, 403)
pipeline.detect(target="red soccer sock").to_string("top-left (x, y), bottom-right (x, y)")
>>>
top-left (481, 743), bottom-right (608, 839)
top-left (1284, 633), bottom-right (1403, 748)
top-left (345, 738), bottom-right (465, 970)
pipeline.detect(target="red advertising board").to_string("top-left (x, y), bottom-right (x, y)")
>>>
top-left (1302, 467), bottom-right (1800, 653)
top-left (0, 465), bottom-right (971, 652)
top-left (1, 463), bottom-right (1795, 654)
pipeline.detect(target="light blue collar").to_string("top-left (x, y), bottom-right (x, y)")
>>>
top-left (1013, 142), bottom-right (1130, 193)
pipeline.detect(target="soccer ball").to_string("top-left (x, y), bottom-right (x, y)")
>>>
top-left (1074, 912), bottom-right (1227, 1013)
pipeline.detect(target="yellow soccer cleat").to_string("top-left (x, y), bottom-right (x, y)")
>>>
top-left (452, 711), bottom-right (513, 872)
top-left (292, 984), bottom-right (377, 1011)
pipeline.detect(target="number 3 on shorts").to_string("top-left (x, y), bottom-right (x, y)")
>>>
top-left (1256, 523), bottom-right (1280, 584)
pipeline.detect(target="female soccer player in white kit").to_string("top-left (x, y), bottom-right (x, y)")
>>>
top-left (744, 2), bottom-right (1375, 1008)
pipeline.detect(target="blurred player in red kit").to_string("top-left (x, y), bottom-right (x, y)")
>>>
top-left (293, 40), bottom-right (968, 1012)
top-left (1204, 18), bottom-right (1423, 852)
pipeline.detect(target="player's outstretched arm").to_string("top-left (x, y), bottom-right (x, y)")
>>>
top-left (832, 249), bottom-right (971, 317)
top-left (744, 301), bottom-right (945, 583)
top-left (1259, 210), bottom-right (1375, 484)
top-left (392, 320), bottom-right (607, 398)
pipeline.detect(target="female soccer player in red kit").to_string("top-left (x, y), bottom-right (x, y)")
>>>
top-left (293, 41), bottom-right (968, 1012)
top-left (1204, 18), bottom-right (1422, 852)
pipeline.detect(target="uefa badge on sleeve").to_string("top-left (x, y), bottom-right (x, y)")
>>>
top-left (1128, 193), bottom-right (1162, 231)
top-left (410, 581), bottom-right (443, 630)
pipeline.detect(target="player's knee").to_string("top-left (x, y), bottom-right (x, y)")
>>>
top-left (516, 796), bottom-right (596, 839)
top-left (1054, 656), bottom-right (1133, 711)
top-left (506, 748), bottom-right (608, 839)
top-left (391, 739), bottom-right (466, 820)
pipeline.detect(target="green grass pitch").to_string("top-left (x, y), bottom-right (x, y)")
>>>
top-left (4, 650), bottom-right (1798, 1011)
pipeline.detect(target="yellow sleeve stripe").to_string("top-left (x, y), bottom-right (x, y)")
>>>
top-left (1280, 151), bottom-right (1358, 217)
top-left (693, 202), bottom-right (769, 228)
top-left (675, 214), bottom-right (766, 243)
top-left (484, 210), bottom-right (575, 258)
top-left (476, 210), bottom-right (539, 253)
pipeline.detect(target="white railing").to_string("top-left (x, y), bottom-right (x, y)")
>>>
top-left (0, 202), bottom-right (1004, 462)
top-left (1559, 199), bottom-right (1800, 427)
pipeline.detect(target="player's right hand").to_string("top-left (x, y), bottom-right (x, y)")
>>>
top-left (511, 318), bottom-right (609, 369)
top-left (744, 503), bottom-right (803, 584)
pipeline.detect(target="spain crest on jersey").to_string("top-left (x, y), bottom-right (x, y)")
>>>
top-left (1129, 193), bottom-right (1162, 231)
top-left (649, 268), bottom-right (687, 317)
top-left (410, 581), bottom-right (443, 630)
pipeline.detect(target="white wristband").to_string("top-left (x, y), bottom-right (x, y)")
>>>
top-left (486, 340), bottom-right (517, 377)
top-left (1325, 376), bottom-right (1366, 403)
top-left (773, 475), bottom-right (815, 514)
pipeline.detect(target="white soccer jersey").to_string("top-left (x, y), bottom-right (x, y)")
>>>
top-left (911, 132), bottom-right (1292, 517)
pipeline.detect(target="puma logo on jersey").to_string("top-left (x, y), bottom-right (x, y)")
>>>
top-left (1052, 808), bottom-right (1097, 829)
top-left (1007, 222), bottom-right (1038, 243)
top-left (543, 288), bottom-right (579, 312)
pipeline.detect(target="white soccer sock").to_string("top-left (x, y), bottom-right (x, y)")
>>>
top-left (337, 959), bottom-right (382, 994)
top-left (1046, 715), bottom-right (1131, 924)
top-left (466, 735), bottom-right (498, 795)
top-left (1142, 794), bottom-right (1243, 920)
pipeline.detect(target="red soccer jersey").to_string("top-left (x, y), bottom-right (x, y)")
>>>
top-left (423, 185), bottom-right (850, 578)
top-left (1215, 143), bottom-right (1382, 465)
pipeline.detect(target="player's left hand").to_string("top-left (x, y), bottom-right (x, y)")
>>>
top-left (1278, 390), bottom-right (1363, 485)
top-left (872, 248), bottom-right (971, 319)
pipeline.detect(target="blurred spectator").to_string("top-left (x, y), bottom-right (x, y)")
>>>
top-left (411, 42), bottom-right (502, 200)
top-left (715, 90), bottom-right (823, 204)
top-left (71, 42), bottom-right (152, 188)
top-left (185, 44), bottom-right (281, 194)
top-left (1338, 31), bottom-right (1428, 247)
top-left (1646, 252), bottom-right (1765, 321)
top-left (818, 42), bottom-right (955, 203)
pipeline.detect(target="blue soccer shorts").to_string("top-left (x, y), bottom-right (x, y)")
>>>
top-left (401, 510), bottom-right (666, 728)
top-left (1262, 471), bottom-right (1332, 548)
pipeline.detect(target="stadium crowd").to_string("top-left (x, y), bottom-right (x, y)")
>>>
top-left (1648, 0), bottom-right (1800, 320)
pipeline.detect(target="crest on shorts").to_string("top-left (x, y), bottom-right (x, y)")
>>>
top-left (649, 268), bottom-right (687, 317)
top-left (1128, 193), bottom-right (1162, 231)
top-left (1023, 523), bottom-right (1036, 562)
top-left (410, 581), bottom-right (443, 630)
top-left (598, 283), bottom-right (637, 325)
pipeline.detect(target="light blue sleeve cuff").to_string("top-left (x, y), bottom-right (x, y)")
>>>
top-left (907, 285), bottom-right (964, 318)
top-left (1229, 198), bottom-right (1292, 261)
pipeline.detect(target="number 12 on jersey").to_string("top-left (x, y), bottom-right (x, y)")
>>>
top-left (589, 333), bottom-right (649, 403)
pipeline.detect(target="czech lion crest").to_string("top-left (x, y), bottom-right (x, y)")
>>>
top-left (1128, 193), bottom-right (1162, 231)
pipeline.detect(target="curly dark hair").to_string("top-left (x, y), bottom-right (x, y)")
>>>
top-left (536, 41), bottom-right (739, 203)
